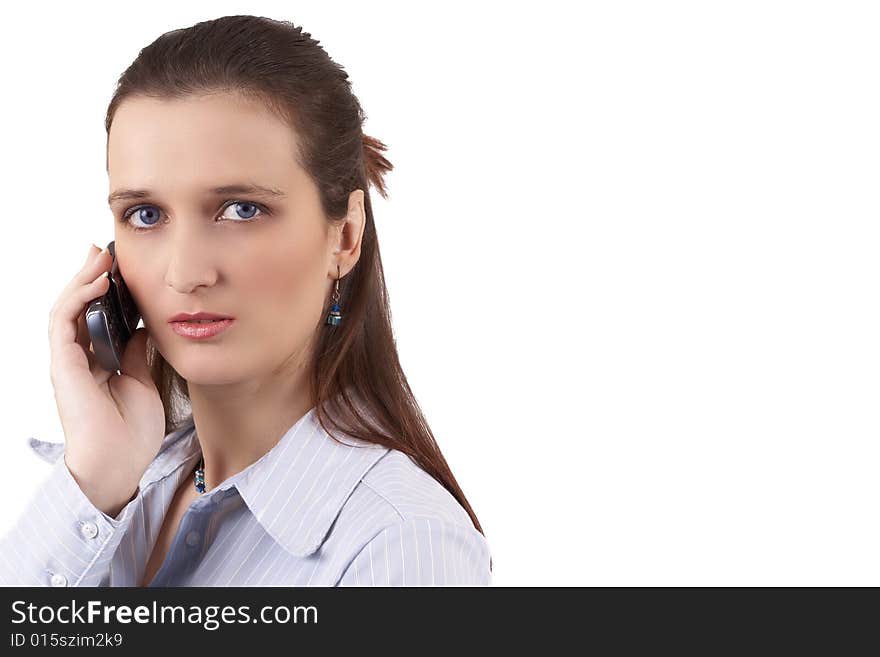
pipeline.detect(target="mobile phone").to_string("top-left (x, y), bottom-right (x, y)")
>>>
top-left (85, 241), bottom-right (141, 374)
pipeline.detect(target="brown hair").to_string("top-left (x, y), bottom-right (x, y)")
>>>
top-left (103, 15), bottom-right (488, 562)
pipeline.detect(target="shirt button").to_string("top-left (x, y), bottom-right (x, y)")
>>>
top-left (185, 531), bottom-right (201, 547)
top-left (80, 521), bottom-right (98, 539)
top-left (50, 573), bottom-right (68, 587)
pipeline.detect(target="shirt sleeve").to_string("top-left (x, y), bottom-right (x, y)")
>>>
top-left (335, 516), bottom-right (493, 586)
top-left (0, 438), bottom-right (142, 587)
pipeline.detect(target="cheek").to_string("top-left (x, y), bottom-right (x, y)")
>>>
top-left (117, 261), bottom-right (154, 318)
top-left (248, 243), bottom-right (327, 318)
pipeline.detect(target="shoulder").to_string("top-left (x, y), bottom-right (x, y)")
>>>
top-left (359, 450), bottom-right (476, 527)
top-left (328, 448), bottom-right (475, 541)
top-left (325, 448), bottom-right (491, 585)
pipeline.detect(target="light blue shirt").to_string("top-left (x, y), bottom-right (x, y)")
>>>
top-left (0, 407), bottom-right (492, 587)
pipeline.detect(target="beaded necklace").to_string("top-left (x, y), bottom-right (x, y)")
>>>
top-left (194, 456), bottom-right (206, 493)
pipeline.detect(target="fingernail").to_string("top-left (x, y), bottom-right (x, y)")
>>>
top-left (85, 244), bottom-right (98, 264)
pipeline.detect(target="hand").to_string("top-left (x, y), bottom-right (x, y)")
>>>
top-left (48, 244), bottom-right (166, 517)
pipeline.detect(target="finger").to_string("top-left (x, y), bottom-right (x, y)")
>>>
top-left (49, 269), bottom-right (111, 373)
top-left (59, 245), bottom-right (111, 302)
top-left (49, 244), bottom-right (111, 341)
top-left (83, 243), bottom-right (100, 266)
top-left (48, 244), bottom-right (113, 374)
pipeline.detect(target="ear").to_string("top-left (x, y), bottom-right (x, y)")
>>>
top-left (329, 189), bottom-right (365, 278)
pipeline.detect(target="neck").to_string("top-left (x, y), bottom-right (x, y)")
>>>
top-left (186, 352), bottom-right (314, 493)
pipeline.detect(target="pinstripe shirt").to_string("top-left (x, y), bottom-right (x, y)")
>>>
top-left (0, 407), bottom-right (492, 587)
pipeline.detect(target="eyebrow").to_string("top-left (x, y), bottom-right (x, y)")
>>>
top-left (108, 184), bottom-right (287, 206)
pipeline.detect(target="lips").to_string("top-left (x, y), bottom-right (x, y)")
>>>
top-left (168, 312), bottom-right (234, 323)
top-left (170, 317), bottom-right (235, 339)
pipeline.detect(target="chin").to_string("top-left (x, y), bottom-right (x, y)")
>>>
top-left (164, 350), bottom-right (244, 385)
top-left (177, 369), bottom-right (244, 387)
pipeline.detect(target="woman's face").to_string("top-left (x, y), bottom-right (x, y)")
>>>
top-left (107, 92), bottom-right (343, 384)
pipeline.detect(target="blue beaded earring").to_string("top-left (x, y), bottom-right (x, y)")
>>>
top-left (325, 264), bottom-right (342, 326)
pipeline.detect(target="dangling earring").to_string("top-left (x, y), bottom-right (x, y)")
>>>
top-left (326, 263), bottom-right (342, 326)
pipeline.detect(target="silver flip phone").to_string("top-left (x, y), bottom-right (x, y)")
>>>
top-left (85, 241), bottom-right (141, 373)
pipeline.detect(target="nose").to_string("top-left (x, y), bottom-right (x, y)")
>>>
top-left (162, 229), bottom-right (221, 293)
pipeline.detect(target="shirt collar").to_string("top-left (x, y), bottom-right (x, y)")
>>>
top-left (28, 406), bottom-right (391, 557)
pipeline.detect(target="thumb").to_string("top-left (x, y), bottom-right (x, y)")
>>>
top-left (119, 327), bottom-right (155, 387)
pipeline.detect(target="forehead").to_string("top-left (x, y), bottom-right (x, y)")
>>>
top-left (107, 93), bottom-right (300, 189)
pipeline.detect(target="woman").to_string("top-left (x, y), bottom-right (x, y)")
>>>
top-left (0, 15), bottom-right (491, 587)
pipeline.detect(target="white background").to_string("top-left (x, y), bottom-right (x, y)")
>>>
top-left (1, 1), bottom-right (878, 586)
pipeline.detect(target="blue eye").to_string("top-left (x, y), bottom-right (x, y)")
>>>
top-left (120, 200), bottom-right (268, 232)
